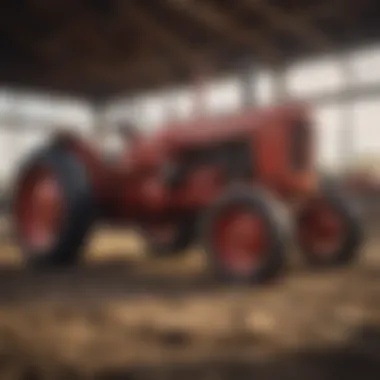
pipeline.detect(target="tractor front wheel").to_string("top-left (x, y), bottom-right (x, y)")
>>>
top-left (200, 187), bottom-right (290, 284)
top-left (13, 148), bottom-right (95, 268)
top-left (297, 188), bottom-right (363, 267)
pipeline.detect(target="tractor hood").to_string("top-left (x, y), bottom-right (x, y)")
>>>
top-left (156, 103), bottom-right (309, 151)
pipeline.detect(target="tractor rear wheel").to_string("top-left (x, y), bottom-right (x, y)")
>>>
top-left (200, 186), bottom-right (290, 284)
top-left (297, 187), bottom-right (363, 267)
top-left (13, 148), bottom-right (95, 268)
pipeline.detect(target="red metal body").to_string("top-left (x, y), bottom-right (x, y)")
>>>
top-left (56, 103), bottom-right (317, 227)
top-left (13, 102), bottom-right (363, 279)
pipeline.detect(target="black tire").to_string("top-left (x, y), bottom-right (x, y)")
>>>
top-left (12, 147), bottom-right (95, 268)
top-left (144, 216), bottom-right (197, 257)
top-left (200, 186), bottom-right (290, 284)
top-left (320, 172), bottom-right (339, 190)
top-left (297, 186), bottom-right (363, 268)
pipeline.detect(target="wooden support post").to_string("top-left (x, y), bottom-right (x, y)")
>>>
top-left (164, 90), bottom-right (179, 124)
top-left (132, 96), bottom-right (146, 129)
top-left (92, 100), bottom-right (108, 146)
top-left (339, 52), bottom-right (355, 172)
top-left (239, 61), bottom-right (257, 109)
top-left (272, 65), bottom-right (289, 104)
top-left (192, 66), bottom-right (210, 117)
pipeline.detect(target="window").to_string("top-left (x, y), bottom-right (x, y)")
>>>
top-left (313, 104), bottom-right (346, 172)
top-left (255, 70), bottom-right (274, 105)
top-left (204, 78), bottom-right (242, 114)
top-left (350, 46), bottom-right (380, 86)
top-left (351, 99), bottom-right (380, 170)
top-left (286, 57), bottom-right (345, 98)
top-left (169, 89), bottom-right (193, 120)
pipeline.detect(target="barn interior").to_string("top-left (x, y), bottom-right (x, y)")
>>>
top-left (1, 0), bottom-right (380, 379)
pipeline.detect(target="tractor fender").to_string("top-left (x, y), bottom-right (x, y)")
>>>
top-left (49, 131), bottom-right (110, 201)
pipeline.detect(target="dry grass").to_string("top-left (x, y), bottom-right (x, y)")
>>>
top-left (0, 221), bottom-right (380, 379)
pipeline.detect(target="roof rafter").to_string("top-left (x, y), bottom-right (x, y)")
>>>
top-left (319, 0), bottom-right (373, 28)
top-left (0, 0), bottom-right (376, 97)
top-left (300, 2), bottom-right (351, 21)
top-left (42, 56), bottom-right (173, 92)
top-left (236, 0), bottom-right (332, 51)
top-left (1, 2), bottom-right (178, 88)
top-left (122, 1), bottom-right (203, 70)
top-left (0, 1), bottom-right (94, 64)
top-left (165, 0), bottom-right (280, 64)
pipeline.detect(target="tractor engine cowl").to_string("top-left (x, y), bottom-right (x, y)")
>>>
top-left (140, 177), bottom-right (166, 209)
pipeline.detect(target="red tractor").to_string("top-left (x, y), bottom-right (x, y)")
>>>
top-left (12, 103), bottom-right (363, 284)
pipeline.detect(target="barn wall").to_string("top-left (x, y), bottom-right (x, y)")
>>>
top-left (108, 44), bottom-right (380, 176)
top-left (1, 44), bottom-right (380, 190)
top-left (0, 93), bottom-right (93, 188)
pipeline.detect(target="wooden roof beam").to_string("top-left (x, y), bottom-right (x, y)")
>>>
top-left (122, 2), bottom-right (202, 69)
top-left (37, 21), bottom-right (111, 63)
top-left (293, 0), bottom-right (365, 28)
top-left (238, 0), bottom-right (332, 51)
top-left (299, 2), bottom-right (350, 20)
top-left (21, 6), bottom-right (176, 89)
top-left (316, 0), bottom-right (372, 27)
top-left (39, 45), bottom-right (175, 92)
top-left (166, 0), bottom-right (280, 64)
top-left (43, 55), bottom-right (173, 90)
top-left (0, 1), bottom-right (99, 64)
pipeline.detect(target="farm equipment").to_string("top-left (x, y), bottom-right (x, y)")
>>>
top-left (12, 103), bottom-right (363, 284)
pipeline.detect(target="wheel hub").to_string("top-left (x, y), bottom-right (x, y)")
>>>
top-left (299, 200), bottom-right (343, 255)
top-left (214, 208), bottom-right (268, 273)
top-left (15, 166), bottom-right (64, 252)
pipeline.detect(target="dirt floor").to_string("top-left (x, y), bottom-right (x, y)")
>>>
top-left (1, 221), bottom-right (380, 379)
